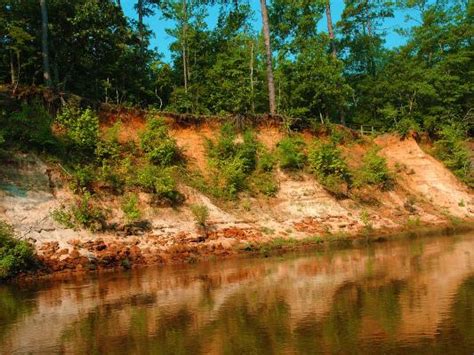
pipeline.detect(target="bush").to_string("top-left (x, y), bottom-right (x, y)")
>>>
top-left (70, 165), bottom-right (96, 193)
top-left (71, 193), bottom-right (106, 231)
top-left (207, 123), bottom-right (238, 161)
top-left (56, 106), bottom-right (99, 153)
top-left (434, 124), bottom-right (473, 187)
top-left (95, 121), bottom-right (121, 163)
top-left (249, 171), bottom-right (279, 197)
top-left (98, 163), bottom-right (124, 193)
top-left (354, 148), bottom-right (393, 190)
top-left (140, 118), bottom-right (180, 166)
top-left (6, 101), bottom-right (57, 151)
top-left (394, 118), bottom-right (420, 138)
top-left (277, 136), bottom-right (306, 170)
top-left (308, 142), bottom-right (351, 196)
top-left (258, 149), bottom-right (276, 172)
top-left (0, 221), bottom-right (37, 279)
top-left (121, 193), bottom-right (141, 223)
top-left (209, 155), bottom-right (247, 199)
top-left (136, 165), bottom-right (183, 205)
top-left (206, 125), bottom-right (259, 199)
top-left (190, 204), bottom-right (209, 228)
top-left (329, 124), bottom-right (352, 145)
top-left (50, 208), bottom-right (75, 229)
top-left (51, 193), bottom-right (106, 232)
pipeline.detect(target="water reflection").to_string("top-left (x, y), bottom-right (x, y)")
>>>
top-left (0, 234), bottom-right (473, 354)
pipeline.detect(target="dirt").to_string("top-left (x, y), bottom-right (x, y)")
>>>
top-left (0, 121), bottom-right (472, 277)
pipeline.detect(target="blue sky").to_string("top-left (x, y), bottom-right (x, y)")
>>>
top-left (122, 1), bottom-right (418, 62)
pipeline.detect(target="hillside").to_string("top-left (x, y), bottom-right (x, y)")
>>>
top-left (0, 112), bottom-right (472, 275)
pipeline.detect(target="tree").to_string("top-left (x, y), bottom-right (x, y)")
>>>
top-left (39, 0), bottom-right (52, 87)
top-left (325, 0), bottom-right (336, 57)
top-left (259, 0), bottom-right (276, 115)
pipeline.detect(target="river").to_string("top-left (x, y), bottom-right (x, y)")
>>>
top-left (1, 233), bottom-right (473, 354)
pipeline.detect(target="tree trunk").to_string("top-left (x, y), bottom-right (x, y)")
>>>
top-left (325, 0), bottom-right (337, 58)
top-left (40, 0), bottom-right (52, 87)
top-left (249, 41), bottom-right (255, 113)
top-left (182, 0), bottom-right (188, 94)
top-left (137, 0), bottom-right (145, 51)
top-left (10, 51), bottom-right (16, 85)
top-left (259, 0), bottom-right (276, 115)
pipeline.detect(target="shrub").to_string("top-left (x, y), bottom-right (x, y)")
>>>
top-left (50, 207), bottom-right (75, 229)
top-left (239, 131), bottom-right (259, 173)
top-left (308, 143), bottom-right (351, 185)
top-left (207, 123), bottom-right (238, 161)
top-left (56, 106), bottom-right (99, 153)
top-left (258, 149), bottom-right (276, 172)
top-left (190, 204), bottom-right (209, 228)
top-left (6, 101), bottom-right (57, 151)
top-left (394, 118), bottom-right (420, 138)
top-left (140, 118), bottom-right (180, 166)
top-left (136, 165), bottom-right (183, 205)
top-left (308, 143), bottom-right (351, 196)
top-left (209, 155), bottom-right (247, 199)
top-left (72, 193), bottom-right (106, 231)
top-left (0, 221), bottom-right (37, 279)
top-left (354, 148), bottom-right (393, 190)
top-left (277, 136), bottom-right (306, 170)
top-left (249, 171), bottom-right (279, 197)
top-left (121, 193), bottom-right (141, 223)
top-left (206, 125), bottom-right (259, 199)
top-left (434, 124), bottom-right (473, 187)
top-left (70, 165), bottom-right (96, 193)
top-left (329, 124), bottom-right (352, 145)
top-left (98, 163), bottom-right (124, 193)
top-left (95, 122), bottom-right (121, 163)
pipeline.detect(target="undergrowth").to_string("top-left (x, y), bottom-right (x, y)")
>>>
top-left (0, 221), bottom-right (38, 279)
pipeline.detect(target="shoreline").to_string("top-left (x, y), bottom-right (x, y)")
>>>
top-left (9, 220), bottom-right (474, 285)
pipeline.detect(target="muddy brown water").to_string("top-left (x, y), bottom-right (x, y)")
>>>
top-left (1, 233), bottom-right (473, 354)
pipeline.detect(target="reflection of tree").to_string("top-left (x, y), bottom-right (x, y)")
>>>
top-left (204, 291), bottom-right (292, 354)
top-left (447, 276), bottom-right (474, 350)
top-left (293, 279), bottom-right (406, 353)
top-left (0, 287), bottom-right (37, 338)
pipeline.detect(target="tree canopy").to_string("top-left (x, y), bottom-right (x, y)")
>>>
top-left (0, 0), bottom-right (472, 132)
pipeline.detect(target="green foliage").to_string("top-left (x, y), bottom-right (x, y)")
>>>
top-left (258, 150), bottom-right (277, 172)
top-left (70, 192), bottom-right (106, 232)
top-left (354, 148), bottom-right (393, 190)
top-left (360, 209), bottom-right (374, 236)
top-left (308, 142), bottom-right (351, 196)
top-left (249, 171), bottom-right (279, 197)
top-left (434, 124), bottom-right (473, 187)
top-left (95, 121), bottom-right (121, 162)
top-left (70, 165), bottom-right (96, 193)
top-left (140, 118), bottom-right (180, 166)
top-left (52, 193), bottom-right (106, 232)
top-left (50, 208), bottom-right (75, 229)
top-left (56, 106), bottom-right (99, 153)
top-left (121, 193), bottom-right (141, 223)
top-left (206, 124), bottom-right (260, 199)
top-left (136, 165), bottom-right (183, 205)
top-left (394, 118), bottom-right (420, 138)
top-left (5, 102), bottom-right (57, 151)
top-left (98, 162), bottom-right (125, 193)
top-left (0, 221), bottom-right (37, 279)
top-left (277, 136), bottom-right (306, 170)
top-left (190, 204), bottom-right (209, 228)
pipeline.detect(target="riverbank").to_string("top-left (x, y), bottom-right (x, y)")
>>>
top-left (10, 220), bottom-right (474, 283)
top-left (1, 112), bottom-right (473, 282)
